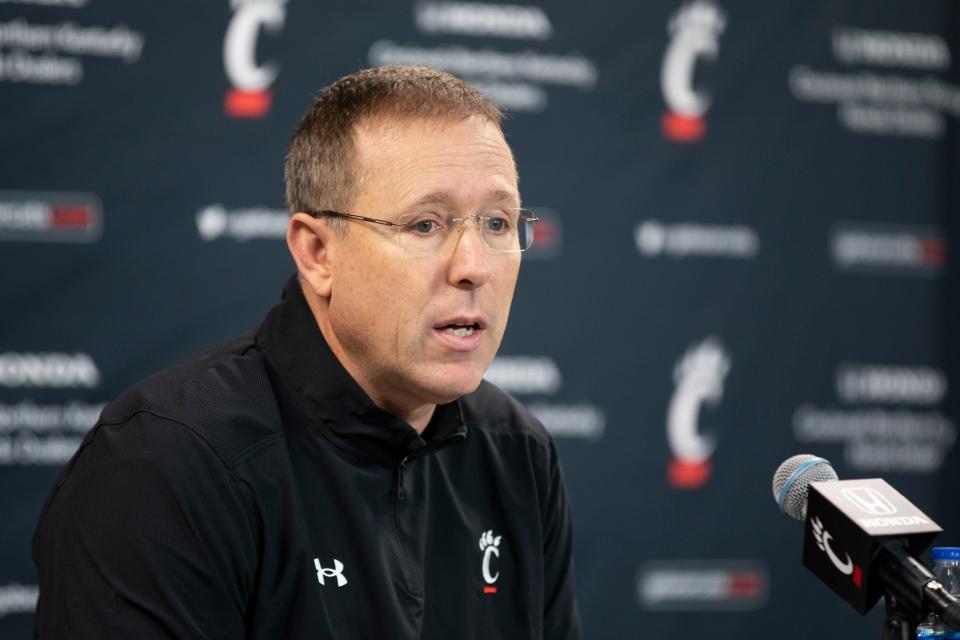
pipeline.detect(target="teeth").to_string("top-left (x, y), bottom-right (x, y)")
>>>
top-left (445, 326), bottom-right (475, 337)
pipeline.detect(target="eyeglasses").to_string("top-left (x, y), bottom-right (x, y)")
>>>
top-left (306, 208), bottom-right (538, 255)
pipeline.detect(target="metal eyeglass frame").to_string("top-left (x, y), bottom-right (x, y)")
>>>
top-left (305, 208), bottom-right (539, 253)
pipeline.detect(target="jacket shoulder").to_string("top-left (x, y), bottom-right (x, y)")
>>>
top-left (100, 334), bottom-right (282, 465)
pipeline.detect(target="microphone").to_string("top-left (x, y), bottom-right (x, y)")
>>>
top-left (772, 454), bottom-right (960, 631)
top-left (773, 453), bottom-right (838, 520)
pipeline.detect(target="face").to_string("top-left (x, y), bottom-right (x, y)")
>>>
top-left (322, 115), bottom-right (521, 415)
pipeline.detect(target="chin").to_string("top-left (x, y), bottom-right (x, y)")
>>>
top-left (417, 364), bottom-right (485, 403)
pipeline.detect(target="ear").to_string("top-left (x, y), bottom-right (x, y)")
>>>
top-left (287, 213), bottom-right (334, 299)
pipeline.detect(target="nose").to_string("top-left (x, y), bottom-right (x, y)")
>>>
top-left (447, 216), bottom-right (492, 289)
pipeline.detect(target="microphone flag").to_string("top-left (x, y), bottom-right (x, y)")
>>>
top-left (803, 478), bottom-right (941, 614)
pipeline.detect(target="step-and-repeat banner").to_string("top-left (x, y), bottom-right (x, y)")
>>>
top-left (2, 0), bottom-right (958, 636)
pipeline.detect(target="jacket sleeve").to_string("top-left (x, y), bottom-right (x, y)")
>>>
top-left (541, 439), bottom-right (583, 640)
top-left (32, 412), bottom-right (258, 639)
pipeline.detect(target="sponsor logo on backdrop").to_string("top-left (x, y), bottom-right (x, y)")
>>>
top-left (836, 364), bottom-right (945, 405)
top-left (0, 0), bottom-right (86, 6)
top-left (0, 400), bottom-right (103, 465)
top-left (832, 29), bottom-right (950, 69)
top-left (415, 2), bottom-right (552, 40)
top-left (793, 363), bottom-right (955, 473)
top-left (486, 356), bottom-right (606, 441)
top-left (0, 583), bottom-right (37, 618)
top-left (223, 0), bottom-right (288, 118)
top-left (368, 2), bottom-right (598, 113)
top-left (0, 17), bottom-right (144, 86)
top-left (831, 223), bottom-right (945, 275)
top-left (0, 191), bottom-right (101, 243)
top-left (196, 204), bottom-right (287, 241)
top-left (789, 27), bottom-right (959, 138)
top-left (660, 0), bottom-right (726, 143)
top-left (0, 352), bottom-right (100, 388)
top-left (667, 337), bottom-right (730, 489)
top-left (635, 220), bottom-right (758, 260)
top-left (526, 402), bottom-right (605, 441)
top-left (485, 356), bottom-right (560, 394)
top-left (0, 352), bottom-right (103, 465)
top-left (637, 560), bottom-right (767, 611)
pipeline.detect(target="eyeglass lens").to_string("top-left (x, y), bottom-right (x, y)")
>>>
top-left (395, 210), bottom-right (535, 254)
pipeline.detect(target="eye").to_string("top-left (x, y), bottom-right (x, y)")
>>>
top-left (402, 215), bottom-right (445, 236)
top-left (484, 214), bottom-right (511, 234)
top-left (412, 220), bottom-right (437, 234)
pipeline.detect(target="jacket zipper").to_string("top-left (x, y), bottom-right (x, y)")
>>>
top-left (392, 455), bottom-right (421, 596)
top-left (396, 455), bottom-right (408, 500)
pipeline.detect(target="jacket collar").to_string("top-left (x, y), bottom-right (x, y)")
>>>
top-left (256, 275), bottom-right (467, 464)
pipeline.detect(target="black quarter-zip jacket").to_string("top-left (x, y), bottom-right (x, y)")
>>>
top-left (33, 277), bottom-right (582, 639)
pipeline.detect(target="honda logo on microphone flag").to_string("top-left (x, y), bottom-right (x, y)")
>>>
top-left (841, 487), bottom-right (897, 516)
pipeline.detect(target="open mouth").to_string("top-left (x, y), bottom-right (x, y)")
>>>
top-left (438, 322), bottom-right (480, 337)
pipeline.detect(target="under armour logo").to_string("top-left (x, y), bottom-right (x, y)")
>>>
top-left (314, 558), bottom-right (348, 588)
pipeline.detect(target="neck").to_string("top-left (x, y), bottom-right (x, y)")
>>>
top-left (401, 404), bottom-right (436, 433)
top-left (299, 281), bottom-right (436, 433)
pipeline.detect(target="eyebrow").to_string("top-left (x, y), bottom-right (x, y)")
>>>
top-left (405, 190), bottom-right (520, 212)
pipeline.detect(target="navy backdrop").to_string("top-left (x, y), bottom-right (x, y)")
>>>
top-left (2, 0), bottom-right (959, 637)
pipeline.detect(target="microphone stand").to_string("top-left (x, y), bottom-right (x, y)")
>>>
top-left (882, 592), bottom-right (920, 640)
top-left (877, 542), bottom-right (960, 640)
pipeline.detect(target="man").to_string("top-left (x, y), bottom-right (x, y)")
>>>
top-left (33, 65), bottom-right (582, 639)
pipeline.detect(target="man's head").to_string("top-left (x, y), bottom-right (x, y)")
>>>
top-left (285, 64), bottom-right (505, 228)
top-left (285, 65), bottom-right (523, 427)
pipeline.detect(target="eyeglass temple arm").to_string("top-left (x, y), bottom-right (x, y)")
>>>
top-left (309, 210), bottom-right (402, 227)
top-left (312, 209), bottom-right (538, 226)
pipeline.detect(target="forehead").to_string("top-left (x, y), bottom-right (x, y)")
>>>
top-left (350, 115), bottom-right (519, 213)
